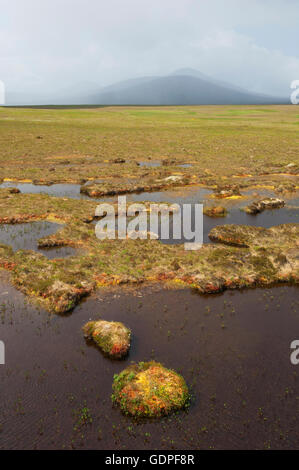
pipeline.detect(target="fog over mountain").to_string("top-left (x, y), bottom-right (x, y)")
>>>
top-left (1, 1), bottom-right (298, 104)
top-left (6, 69), bottom-right (287, 106)
top-left (86, 70), bottom-right (286, 105)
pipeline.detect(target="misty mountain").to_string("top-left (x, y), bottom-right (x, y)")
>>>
top-left (88, 72), bottom-right (287, 105)
top-left (171, 68), bottom-right (254, 93)
top-left (4, 69), bottom-right (287, 106)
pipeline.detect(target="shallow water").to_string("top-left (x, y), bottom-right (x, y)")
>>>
top-left (138, 161), bottom-right (161, 167)
top-left (1, 182), bottom-right (298, 245)
top-left (136, 187), bottom-right (299, 244)
top-left (0, 181), bottom-right (83, 199)
top-left (0, 277), bottom-right (298, 450)
top-left (135, 161), bottom-right (192, 168)
top-left (0, 221), bottom-right (77, 259)
top-left (1, 180), bottom-right (298, 206)
top-left (173, 203), bottom-right (298, 245)
top-left (178, 163), bottom-right (192, 168)
top-left (93, 197), bottom-right (299, 245)
top-left (125, 186), bottom-right (212, 204)
top-left (83, 179), bottom-right (105, 186)
top-left (0, 181), bottom-right (211, 202)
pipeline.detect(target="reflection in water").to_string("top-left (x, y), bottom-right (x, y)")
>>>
top-left (1, 182), bottom-right (298, 245)
top-left (173, 202), bottom-right (299, 245)
top-left (138, 161), bottom-right (161, 167)
top-left (93, 200), bottom-right (299, 245)
top-left (0, 221), bottom-right (77, 259)
top-left (0, 181), bottom-right (83, 199)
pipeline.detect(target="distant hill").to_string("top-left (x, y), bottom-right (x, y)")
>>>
top-left (88, 72), bottom-right (287, 105)
top-left (4, 69), bottom-right (287, 106)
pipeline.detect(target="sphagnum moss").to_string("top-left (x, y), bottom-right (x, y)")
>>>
top-left (112, 361), bottom-right (189, 418)
top-left (83, 320), bottom-right (131, 359)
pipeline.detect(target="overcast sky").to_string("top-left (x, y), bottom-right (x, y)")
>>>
top-left (0, 0), bottom-right (298, 97)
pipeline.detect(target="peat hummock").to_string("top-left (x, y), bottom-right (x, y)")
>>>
top-left (203, 206), bottom-right (227, 217)
top-left (79, 177), bottom-right (190, 199)
top-left (112, 361), bottom-right (189, 418)
top-left (245, 198), bottom-right (285, 215)
top-left (214, 184), bottom-right (241, 199)
top-left (0, 222), bottom-right (297, 313)
top-left (83, 320), bottom-right (131, 359)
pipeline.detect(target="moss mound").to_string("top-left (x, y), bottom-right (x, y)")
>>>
top-left (83, 320), bottom-right (131, 359)
top-left (203, 206), bottom-right (227, 217)
top-left (244, 197), bottom-right (285, 214)
top-left (214, 184), bottom-right (241, 198)
top-left (112, 361), bottom-right (189, 418)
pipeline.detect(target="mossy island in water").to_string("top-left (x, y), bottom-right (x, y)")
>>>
top-left (112, 361), bottom-right (189, 418)
top-left (83, 320), bottom-right (131, 359)
top-left (203, 206), bottom-right (227, 217)
top-left (244, 197), bottom-right (285, 215)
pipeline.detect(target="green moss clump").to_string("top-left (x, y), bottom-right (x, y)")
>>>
top-left (112, 361), bottom-right (189, 418)
top-left (83, 320), bottom-right (131, 359)
top-left (203, 206), bottom-right (227, 217)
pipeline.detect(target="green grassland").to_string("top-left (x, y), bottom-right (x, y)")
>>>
top-left (0, 105), bottom-right (298, 184)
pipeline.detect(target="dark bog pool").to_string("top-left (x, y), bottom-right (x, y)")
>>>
top-left (170, 203), bottom-right (298, 245)
top-left (93, 202), bottom-right (299, 245)
top-left (0, 221), bottom-right (77, 259)
top-left (0, 181), bottom-right (84, 199)
top-left (1, 182), bottom-right (298, 245)
top-left (102, 189), bottom-right (299, 239)
top-left (1, 180), bottom-right (298, 209)
top-left (0, 182), bottom-right (211, 202)
top-left (137, 161), bottom-right (192, 168)
top-left (0, 279), bottom-right (298, 449)
top-left (132, 187), bottom-right (299, 244)
top-left (138, 161), bottom-right (161, 167)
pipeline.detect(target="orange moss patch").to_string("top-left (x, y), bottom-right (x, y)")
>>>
top-left (203, 206), bottom-right (227, 217)
top-left (112, 361), bottom-right (189, 418)
top-left (83, 320), bottom-right (131, 359)
top-left (0, 214), bottom-right (48, 224)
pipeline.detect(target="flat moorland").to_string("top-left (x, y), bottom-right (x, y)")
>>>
top-left (0, 105), bottom-right (298, 188)
top-left (0, 105), bottom-right (298, 313)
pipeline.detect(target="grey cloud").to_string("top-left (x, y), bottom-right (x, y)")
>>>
top-left (0, 0), bottom-right (298, 97)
